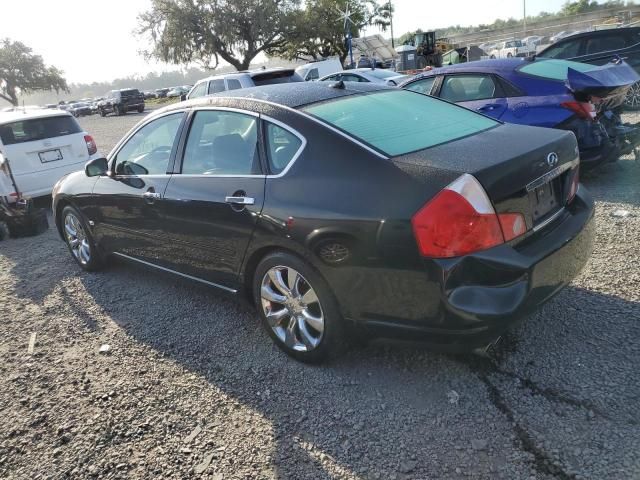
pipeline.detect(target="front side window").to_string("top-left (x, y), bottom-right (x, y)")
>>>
top-left (341, 74), bottom-right (367, 82)
top-left (227, 79), bottom-right (242, 90)
top-left (182, 110), bottom-right (259, 175)
top-left (188, 82), bottom-right (208, 99)
top-left (404, 77), bottom-right (436, 95)
top-left (585, 34), bottom-right (626, 54)
top-left (440, 75), bottom-right (496, 102)
top-left (265, 122), bottom-right (302, 175)
top-left (208, 79), bottom-right (226, 94)
top-left (539, 40), bottom-right (582, 59)
top-left (304, 90), bottom-right (497, 156)
top-left (114, 113), bottom-right (183, 176)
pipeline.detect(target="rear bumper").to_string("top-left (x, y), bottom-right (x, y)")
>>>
top-left (355, 186), bottom-right (595, 351)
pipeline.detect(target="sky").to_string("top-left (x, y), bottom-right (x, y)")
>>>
top-left (0, 0), bottom-right (571, 84)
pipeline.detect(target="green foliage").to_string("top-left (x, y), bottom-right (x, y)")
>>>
top-left (269, 0), bottom-right (391, 63)
top-left (0, 39), bottom-right (68, 106)
top-left (138, 0), bottom-right (301, 71)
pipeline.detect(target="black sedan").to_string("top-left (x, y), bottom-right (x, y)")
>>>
top-left (52, 83), bottom-right (595, 362)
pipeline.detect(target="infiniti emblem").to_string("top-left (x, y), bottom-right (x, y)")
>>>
top-left (546, 152), bottom-right (559, 167)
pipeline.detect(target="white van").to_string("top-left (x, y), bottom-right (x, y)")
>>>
top-left (0, 109), bottom-right (99, 198)
top-left (295, 58), bottom-right (343, 81)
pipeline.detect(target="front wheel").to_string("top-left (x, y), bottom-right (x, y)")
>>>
top-left (137, 105), bottom-right (144, 113)
top-left (99, 109), bottom-right (106, 117)
top-left (253, 252), bottom-right (346, 363)
top-left (61, 206), bottom-right (104, 272)
top-left (625, 81), bottom-right (640, 110)
top-left (507, 52), bottom-right (513, 58)
top-left (112, 105), bottom-right (120, 116)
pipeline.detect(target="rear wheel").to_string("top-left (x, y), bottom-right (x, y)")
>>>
top-left (137, 105), bottom-right (144, 113)
top-left (625, 81), bottom-right (640, 110)
top-left (99, 108), bottom-right (106, 117)
top-left (253, 252), bottom-right (346, 363)
top-left (507, 52), bottom-right (513, 58)
top-left (61, 206), bottom-right (104, 272)
top-left (490, 55), bottom-right (496, 59)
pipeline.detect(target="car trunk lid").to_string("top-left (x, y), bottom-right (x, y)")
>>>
top-left (393, 123), bottom-right (579, 235)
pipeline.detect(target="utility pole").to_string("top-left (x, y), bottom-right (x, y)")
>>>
top-left (389, 0), bottom-right (395, 48)
top-left (523, 0), bottom-right (527, 35)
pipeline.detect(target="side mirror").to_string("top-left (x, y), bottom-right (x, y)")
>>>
top-left (180, 94), bottom-right (187, 102)
top-left (85, 157), bottom-right (109, 177)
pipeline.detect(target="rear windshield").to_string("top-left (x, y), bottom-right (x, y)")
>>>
top-left (517, 59), bottom-right (597, 80)
top-left (303, 90), bottom-right (498, 156)
top-left (0, 115), bottom-right (82, 145)
top-left (252, 71), bottom-right (304, 86)
top-left (120, 89), bottom-right (140, 96)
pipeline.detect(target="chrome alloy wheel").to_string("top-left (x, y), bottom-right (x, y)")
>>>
top-left (64, 213), bottom-right (91, 265)
top-left (260, 266), bottom-right (324, 352)
top-left (626, 82), bottom-right (640, 109)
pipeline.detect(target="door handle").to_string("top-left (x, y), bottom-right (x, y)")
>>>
top-left (143, 191), bottom-right (162, 199)
top-left (225, 196), bottom-right (255, 205)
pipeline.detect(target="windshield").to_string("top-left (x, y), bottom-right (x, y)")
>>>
top-left (303, 90), bottom-right (498, 156)
top-left (518, 59), bottom-right (598, 80)
top-left (364, 69), bottom-right (399, 79)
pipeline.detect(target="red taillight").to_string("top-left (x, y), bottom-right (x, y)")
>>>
top-left (561, 101), bottom-right (596, 121)
top-left (568, 166), bottom-right (580, 204)
top-left (412, 174), bottom-right (528, 258)
top-left (84, 135), bottom-right (97, 156)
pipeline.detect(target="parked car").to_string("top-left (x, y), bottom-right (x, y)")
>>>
top-left (67, 102), bottom-right (92, 117)
top-left (0, 109), bottom-right (98, 198)
top-left (295, 58), bottom-right (343, 81)
top-left (155, 88), bottom-right (171, 98)
top-left (537, 27), bottom-right (640, 109)
top-left (400, 58), bottom-right (640, 170)
top-left (167, 86), bottom-right (190, 98)
top-left (319, 68), bottom-right (410, 86)
top-left (52, 82), bottom-right (594, 363)
top-left (185, 68), bottom-right (304, 101)
top-left (98, 89), bottom-right (145, 116)
top-left (522, 35), bottom-right (545, 52)
top-left (143, 91), bottom-right (158, 99)
top-left (489, 40), bottom-right (528, 59)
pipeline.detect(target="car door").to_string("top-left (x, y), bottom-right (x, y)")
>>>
top-left (159, 108), bottom-right (266, 286)
top-left (91, 111), bottom-right (186, 261)
top-left (437, 74), bottom-right (508, 119)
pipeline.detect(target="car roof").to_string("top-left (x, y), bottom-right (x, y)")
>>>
top-left (415, 58), bottom-right (526, 77)
top-left (0, 108), bottom-right (72, 124)
top-left (549, 26), bottom-right (640, 43)
top-left (157, 82), bottom-right (392, 113)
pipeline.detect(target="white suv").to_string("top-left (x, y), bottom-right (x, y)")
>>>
top-left (0, 109), bottom-right (99, 199)
top-left (186, 68), bottom-right (304, 100)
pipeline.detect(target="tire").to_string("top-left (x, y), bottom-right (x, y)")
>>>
top-left (137, 105), bottom-right (144, 113)
top-left (490, 55), bottom-right (496, 59)
top-left (60, 205), bottom-right (104, 272)
top-left (253, 251), bottom-right (346, 363)
top-left (507, 52), bottom-right (513, 58)
top-left (99, 109), bottom-right (106, 117)
top-left (625, 81), bottom-right (640, 111)
top-left (113, 105), bottom-right (120, 116)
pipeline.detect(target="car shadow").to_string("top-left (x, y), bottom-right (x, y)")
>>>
top-left (3, 227), bottom-right (639, 477)
top-left (581, 155), bottom-right (640, 207)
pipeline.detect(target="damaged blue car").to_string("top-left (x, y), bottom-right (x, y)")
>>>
top-left (400, 58), bottom-right (640, 169)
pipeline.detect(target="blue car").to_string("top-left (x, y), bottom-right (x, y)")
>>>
top-left (400, 58), bottom-right (640, 169)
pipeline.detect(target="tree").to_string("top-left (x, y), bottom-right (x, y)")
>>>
top-left (0, 39), bottom-right (68, 106)
top-left (268, 0), bottom-right (392, 64)
top-left (138, 0), bottom-right (300, 71)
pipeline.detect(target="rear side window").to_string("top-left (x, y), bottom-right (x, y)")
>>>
top-left (227, 79), bottom-right (242, 90)
top-left (265, 122), bottom-right (303, 175)
top-left (208, 79), bottom-right (226, 94)
top-left (440, 75), bottom-right (496, 102)
top-left (585, 35), bottom-right (626, 54)
top-left (518, 59), bottom-right (596, 80)
top-left (304, 90), bottom-right (497, 156)
top-left (0, 116), bottom-right (82, 145)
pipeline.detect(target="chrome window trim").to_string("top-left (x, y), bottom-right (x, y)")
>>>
top-left (261, 114), bottom-right (307, 178)
top-left (111, 252), bottom-right (238, 293)
top-left (203, 96), bottom-right (390, 160)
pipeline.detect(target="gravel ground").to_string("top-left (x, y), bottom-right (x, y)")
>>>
top-left (0, 111), bottom-right (639, 480)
